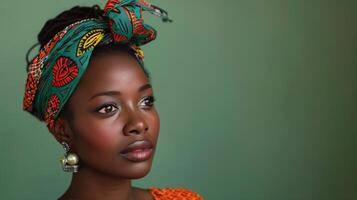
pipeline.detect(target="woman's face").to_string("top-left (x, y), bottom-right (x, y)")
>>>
top-left (59, 51), bottom-right (160, 179)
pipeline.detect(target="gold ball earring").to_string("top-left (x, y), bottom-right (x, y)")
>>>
top-left (66, 153), bottom-right (79, 165)
top-left (60, 142), bottom-right (79, 173)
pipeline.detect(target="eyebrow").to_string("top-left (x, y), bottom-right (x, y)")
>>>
top-left (89, 83), bottom-right (152, 100)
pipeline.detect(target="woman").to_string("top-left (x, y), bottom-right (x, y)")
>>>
top-left (23, 0), bottom-right (203, 199)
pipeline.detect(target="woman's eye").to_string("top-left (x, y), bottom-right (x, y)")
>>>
top-left (139, 96), bottom-right (156, 107)
top-left (97, 104), bottom-right (119, 114)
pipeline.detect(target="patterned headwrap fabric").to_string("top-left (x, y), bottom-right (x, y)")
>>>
top-left (23, 0), bottom-right (171, 131)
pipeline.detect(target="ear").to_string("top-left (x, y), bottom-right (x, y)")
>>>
top-left (49, 117), bottom-right (73, 145)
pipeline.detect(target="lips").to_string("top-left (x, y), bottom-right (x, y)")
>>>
top-left (120, 140), bottom-right (154, 162)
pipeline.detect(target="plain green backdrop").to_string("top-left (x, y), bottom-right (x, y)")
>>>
top-left (0, 0), bottom-right (356, 199)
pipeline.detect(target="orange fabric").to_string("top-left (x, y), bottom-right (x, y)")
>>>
top-left (148, 187), bottom-right (203, 200)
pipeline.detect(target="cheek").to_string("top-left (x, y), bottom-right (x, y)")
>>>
top-left (148, 109), bottom-right (160, 139)
top-left (71, 115), bottom-right (123, 156)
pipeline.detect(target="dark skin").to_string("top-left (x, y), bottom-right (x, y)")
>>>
top-left (51, 51), bottom-right (160, 200)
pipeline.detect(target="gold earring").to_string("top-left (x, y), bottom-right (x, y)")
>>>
top-left (60, 142), bottom-right (79, 173)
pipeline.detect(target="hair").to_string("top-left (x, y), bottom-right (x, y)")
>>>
top-left (33, 5), bottom-right (151, 121)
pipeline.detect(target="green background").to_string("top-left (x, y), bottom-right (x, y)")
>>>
top-left (0, 0), bottom-right (356, 199)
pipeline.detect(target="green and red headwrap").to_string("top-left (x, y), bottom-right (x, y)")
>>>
top-left (23, 0), bottom-right (171, 131)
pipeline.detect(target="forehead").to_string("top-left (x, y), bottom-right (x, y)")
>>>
top-left (70, 52), bottom-right (150, 100)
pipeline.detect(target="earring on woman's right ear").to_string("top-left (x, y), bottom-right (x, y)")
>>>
top-left (60, 142), bottom-right (79, 173)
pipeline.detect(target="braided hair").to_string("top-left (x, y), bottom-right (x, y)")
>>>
top-left (38, 5), bottom-right (105, 47)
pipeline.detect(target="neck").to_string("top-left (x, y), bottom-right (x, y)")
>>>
top-left (60, 166), bottom-right (135, 200)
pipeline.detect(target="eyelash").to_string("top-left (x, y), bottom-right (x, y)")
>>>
top-left (140, 96), bottom-right (156, 107)
top-left (96, 96), bottom-right (156, 114)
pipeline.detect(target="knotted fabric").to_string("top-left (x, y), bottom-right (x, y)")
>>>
top-left (23, 0), bottom-right (171, 131)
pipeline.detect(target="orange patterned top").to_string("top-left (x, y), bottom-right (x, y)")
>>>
top-left (148, 187), bottom-right (203, 200)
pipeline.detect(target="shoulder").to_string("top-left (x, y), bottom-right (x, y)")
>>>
top-left (148, 187), bottom-right (203, 200)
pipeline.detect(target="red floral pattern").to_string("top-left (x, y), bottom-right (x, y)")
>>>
top-left (23, 74), bottom-right (36, 111)
top-left (108, 19), bottom-right (129, 42)
top-left (52, 57), bottom-right (78, 87)
top-left (104, 0), bottom-right (120, 13)
top-left (44, 95), bottom-right (60, 131)
top-left (23, 20), bottom-right (84, 112)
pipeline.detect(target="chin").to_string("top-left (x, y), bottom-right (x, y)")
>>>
top-left (129, 159), bottom-right (154, 179)
top-left (112, 157), bottom-right (154, 179)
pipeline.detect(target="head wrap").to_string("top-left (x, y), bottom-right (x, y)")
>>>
top-left (23, 0), bottom-right (171, 131)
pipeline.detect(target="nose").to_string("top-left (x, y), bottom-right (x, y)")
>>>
top-left (123, 110), bottom-right (149, 136)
